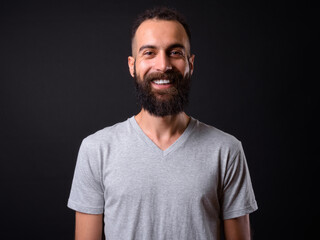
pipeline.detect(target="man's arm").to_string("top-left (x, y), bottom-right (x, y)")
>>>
top-left (75, 212), bottom-right (103, 240)
top-left (224, 214), bottom-right (251, 240)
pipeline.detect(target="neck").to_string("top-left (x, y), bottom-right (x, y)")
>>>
top-left (134, 109), bottom-right (190, 149)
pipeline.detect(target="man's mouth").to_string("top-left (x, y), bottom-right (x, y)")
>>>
top-left (152, 79), bottom-right (171, 85)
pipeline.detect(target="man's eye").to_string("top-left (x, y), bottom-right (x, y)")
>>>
top-left (170, 51), bottom-right (183, 56)
top-left (144, 51), bottom-right (154, 56)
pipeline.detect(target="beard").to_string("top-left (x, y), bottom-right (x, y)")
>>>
top-left (134, 65), bottom-right (191, 117)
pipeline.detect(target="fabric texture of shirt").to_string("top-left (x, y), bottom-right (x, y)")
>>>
top-left (67, 116), bottom-right (258, 240)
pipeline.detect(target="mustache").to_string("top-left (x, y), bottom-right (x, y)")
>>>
top-left (143, 70), bottom-right (183, 83)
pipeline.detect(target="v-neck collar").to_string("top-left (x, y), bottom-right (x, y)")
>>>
top-left (129, 115), bottom-right (196, 157)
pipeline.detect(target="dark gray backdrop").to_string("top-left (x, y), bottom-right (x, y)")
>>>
top-left (1, 0), bottom-right (317, 239)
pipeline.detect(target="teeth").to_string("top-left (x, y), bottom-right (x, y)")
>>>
top-left (153, 79), bottom-right (171, 85)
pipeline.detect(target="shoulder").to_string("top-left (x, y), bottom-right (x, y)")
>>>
top-left (81, 117), bottom-right (131, 148)
top-left (191, 117), bottom-right (242, 155)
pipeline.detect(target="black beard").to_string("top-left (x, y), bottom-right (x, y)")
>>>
top-left (134, 68), bottom-right (191, 117)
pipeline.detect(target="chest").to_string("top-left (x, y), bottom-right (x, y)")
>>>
top-left (101, 147), bottom-right (222, 206)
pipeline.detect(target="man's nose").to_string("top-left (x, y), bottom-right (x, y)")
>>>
top-left (154, 52), bottom-right (172, 72)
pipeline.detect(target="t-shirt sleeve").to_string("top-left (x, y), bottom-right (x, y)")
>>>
top-left (221, 142), bottom-right (258, 220)
top-left (67, 138), bottom-right (105, 214)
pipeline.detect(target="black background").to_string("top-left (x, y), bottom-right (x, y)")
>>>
top-left (1, 0), bottom-right (318, 239)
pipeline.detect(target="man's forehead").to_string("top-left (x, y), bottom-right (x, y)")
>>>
top-left (132, 19), bottom-right (190, 53)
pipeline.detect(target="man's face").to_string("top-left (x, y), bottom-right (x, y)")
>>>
top-left (128, 19), bottom-right (195, 117)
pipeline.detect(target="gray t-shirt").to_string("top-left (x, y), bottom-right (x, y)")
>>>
top-left (68, 116), bottom-right (258, 240)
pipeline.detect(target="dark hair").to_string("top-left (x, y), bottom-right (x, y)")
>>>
top-left (131, 6), bottom-right (191, 43)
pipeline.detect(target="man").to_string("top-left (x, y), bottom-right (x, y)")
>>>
top-left (68, 7), bottom-right (258, 240)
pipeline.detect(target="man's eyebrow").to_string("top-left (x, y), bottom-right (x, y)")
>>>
top-left (167, 43), bottom-right (185, 50)
top-left (138, 45), bottom-right (157, 53)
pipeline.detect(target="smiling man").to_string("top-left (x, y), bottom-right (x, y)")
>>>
top-left (68, 7), bottom-right (258, 240)
top-left (129, 18), bottom-right (193, 121)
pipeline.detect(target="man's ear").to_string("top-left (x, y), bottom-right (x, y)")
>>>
top-left (128, 56), bottom-right (135, 77)
top-left (189, 54), bottom-right (195, 75)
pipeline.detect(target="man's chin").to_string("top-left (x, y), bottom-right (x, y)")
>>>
top-left (152, 93), bottom-right (177, 103)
